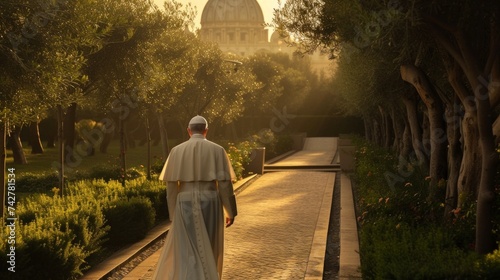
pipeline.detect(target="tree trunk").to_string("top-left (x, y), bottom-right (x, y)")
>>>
top-left (119, 116), bottom-right (126, 187)
top-left (425, 13), bottom-right (499, 254)
top-left (99, 118), bottom-right (115, 153)
top-left (401, 64), bottom-right (448, 202)
top-left (474, 89), bottom-right (498, 254)
top-left (400, 120), bottom-right (413, 159)
top-left (29, 120), bottom-right (44, 154)
top-left (445, 36), bottom-right (499, 254)
top-left (145, 116), bottom-right (152, 180)
top-left (363, 116), bottom-right (372, 141)
top-left (9, 125), bottom-right (27, 164)
top-left (57, 105), bottom-right (65, 195)
top-left (157, 112), bottom-right (170, 159)
top-left (126, 120), bottom-right (135, 149)
top-left (379, 107), bottom-right (393, 149)
top-left (390, 107), bottom-right (405, 153)
top-left (446, 60), bottom-right (482, 208)
top-left (444, 97), bottom-right (463, 217)
top-left (472, 71), bottom-right (498, 254)
top-left (64, 103), bottom-right (77, 150)
top-left (421, 112), bottom-right (431, 162)
top-left (401, 92), bottom-right (429, 168)
top-left (1, 119), bottom-right (7, 219)
top-left (378, 107), bottom-right (387, 147)
top-left (43, 117), bottom-right (57, 148)
top-left (371, 116), bottom-right (383, 146)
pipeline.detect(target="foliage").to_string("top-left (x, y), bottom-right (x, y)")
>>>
top-left (0, 219), bottom-right (88, 280)
top-left (151, 156), bottom-right (166, 175)
top-left (224, 130), bottom-right (295, 178)
top-left (0, 178), bottom-right (166, 279)
top-left (15, 171), bottom-right (60, 193)
top-left (272, 134), bottom-right (294, 158)
top-left (15, 165), bottom-right (146, 194)
top-left (226, 140), bottom-right (258, 180)
top-left (124, 178), bottom-right (168, 221)
top-left (353, 139), bottom-right (500, 278)
top-left (275, 0), bottom-right (500, 255)
top-left (243, 53), bottom-right (285, 114)
top-left (360, 220), bottom-right (479, 279)
top-left (83, 165), bottom-right (145, 182)
top-left (477, 249), bottom-right (500, 278)
top-left (1, 185), bottom-right (109, 279)
top-left (103, 196), bottom-right (156, 246)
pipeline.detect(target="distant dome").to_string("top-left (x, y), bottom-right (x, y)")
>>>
top-left (201, 0), bottom-right (265, 24)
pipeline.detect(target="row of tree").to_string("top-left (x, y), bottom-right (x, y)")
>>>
top-left (0, 1), bottom-right (326, 217)
top-left (275, 0), bottom-right (499, 254)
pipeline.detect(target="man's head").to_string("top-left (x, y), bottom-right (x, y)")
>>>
top-left (187, 115), bottom-right (208, 136)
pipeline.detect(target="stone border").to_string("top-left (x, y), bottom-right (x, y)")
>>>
top-left (304, 172), bottom-right (336, 279)
top-left (80, 220), bottom-right (171, 280)
top-left (339, 174), bottom-right (362, 279)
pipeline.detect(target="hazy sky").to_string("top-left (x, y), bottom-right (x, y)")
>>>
top-left (153, 0), bottom-right (284, 32)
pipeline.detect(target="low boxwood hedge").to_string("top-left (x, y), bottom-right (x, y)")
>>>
top-left (0, 178), bottom-right (167, 279)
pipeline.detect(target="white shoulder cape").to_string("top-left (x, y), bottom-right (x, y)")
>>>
top-left (159, 135), bottom-right (236, 182)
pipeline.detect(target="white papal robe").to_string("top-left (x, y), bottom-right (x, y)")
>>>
top-left (153, 134), bottom-right (237, 280)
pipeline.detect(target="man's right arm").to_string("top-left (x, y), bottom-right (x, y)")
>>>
top-left (218, 180), bottom-right (237, 220)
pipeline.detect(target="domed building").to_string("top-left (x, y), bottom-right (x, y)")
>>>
top-left (199, 0), bottom-right (330, 73)
top-left (200, 0), bottom-right (274, 56)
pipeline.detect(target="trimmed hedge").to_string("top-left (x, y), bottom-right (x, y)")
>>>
top-left (0, 178), bottom-right (167, 279)
top-left (15, 172), bottom-right (60, 193)
top-left (104, 196), bottom-right (156, 246)
top-left (15, 166), bottom-right (146, 194)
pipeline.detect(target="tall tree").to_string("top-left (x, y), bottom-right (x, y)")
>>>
top-left (87, 0), bottom-right (192, 183)
top-left (275, 0), bottom-right (500, 253)
top-left (0, 0), bottom-right (31, 217)
top-left (138, 27), bottom-right (197, 158)
top-left (421, 1), bottom-right (500, 254)
top-left (174, 42), bottom-right (259, 136)
top-left (400, 64), bottom-right (448, 202)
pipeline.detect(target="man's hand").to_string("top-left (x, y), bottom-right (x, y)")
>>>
top-left (226, 217), bottom-right (234, 228)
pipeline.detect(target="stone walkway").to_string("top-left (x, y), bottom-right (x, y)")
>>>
top-left (221, 171), bottom-right (335, 279)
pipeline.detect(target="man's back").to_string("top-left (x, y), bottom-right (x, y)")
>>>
top-left (160, 134), bottom-right (234, 182)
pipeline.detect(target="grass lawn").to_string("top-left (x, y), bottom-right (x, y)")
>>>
top-left (6, 139), bottom-right (181, 179)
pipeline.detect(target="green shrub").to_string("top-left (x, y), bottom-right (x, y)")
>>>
top-left (272, 134), bottom-right (294, 157)
top-left (0, 218), bottom-right (98, 280)
top-left (80, 165), bottom-right (145, 182)
top-left (18, 192), bottom-right (109, 252)
top-left (151, 156), bottom-right (166, 175)
top-left (1, 178), bottom-right (166, 279)
top-left (14, 188), bottom-right (109, 275)
top-left (67, 178), bottom-right (167, 221)
top-left (477, 249), bottom-right (500, 278)
top-left (227, 140), bottom-right (257, 180)
top-left (103, 196), bottom-right (156, 246)
top-left (125, 179), bottom-right (168, 220)
top-left (15, 172), bottom-right (59, 193)
top-left (352, 138), bottom-right (498, 279)
top-left (360, 220), bottom-right (478, 279)
top-left (67, 179), bottom-right (124, 204)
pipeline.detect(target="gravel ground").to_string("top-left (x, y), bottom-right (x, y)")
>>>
top-left (107, 239), bottom-right (165, 280)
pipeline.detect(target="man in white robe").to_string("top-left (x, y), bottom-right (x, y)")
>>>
top-left (153, 115), bottom-right (238, 280)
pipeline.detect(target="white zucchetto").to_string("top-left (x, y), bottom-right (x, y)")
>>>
top-left (188, 115), bottom-right (208, 128)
